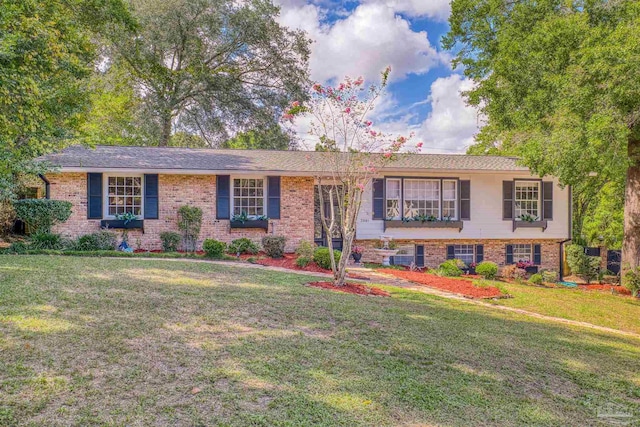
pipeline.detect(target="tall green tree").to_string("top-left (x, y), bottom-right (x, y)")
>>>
top-left (445, 0), bottom-right (640, 270)
top-left (220, 126), bottom-right (292, 150)
top-left (106, 0), bottom-right (310, 147)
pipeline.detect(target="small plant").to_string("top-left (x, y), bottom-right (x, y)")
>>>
top-left (623, 266), bottom-right (640, 297)
top-left (262, 236), bottom-right (286, 258)
top-left (202, 239), bottom-right (226, 258)
top-left (518, 213), bottom-right (537, 223)
top-left (13, 199), bottom-right (72, 234)
top-left (295, 240), bottom-right (315, 259)
top-left (502, 264), bottom-right (527, 280)
top-left (246, 257), bottom-right (257, 264)
top-left (373, 240), bottom-right (398, 250)
top-left (313, 247), bottom-right (342, 270)
top-left (529, 273), bottom-right (544, 285)
top-left (475, 261), bottom-right (498, 279)
top-left (178, 205), bottom-right (202, 253)
top-left (566, 244), bottom-right (600, 284)
top-left (114, 212), bottom-right (138, 224)
top-left (29, 232), bottom-right (65, 250)
top-left (541, 270), bottom-right (558, 283)
top-left (6, 241), bottom-right (28, 254)
top-left (295, 256), bottom-right (311, 268)
top-left (516, 260), bottom-right (535, 269)
top-left (232, 211), bottom-right (268, 223)
top-left (228, 238), bottom-right (260, 255)
top-left (437, 259), bottom-right (464, 277)
top-left (73, 231), bottom-right (117, 251)
top-left (160, 231), bottom-right (181, 252)
top-left (351, 245), bottom-right (364, 254)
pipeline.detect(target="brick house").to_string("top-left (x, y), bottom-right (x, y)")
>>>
top-left (40, 145), bottom-right (571, 272)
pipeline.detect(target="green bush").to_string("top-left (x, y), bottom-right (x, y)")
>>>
top-left (295, 256), bottom-right (311, 268)
top-left (29, 232), bottom-right (65, 250)
top-left (228, 238), bottom-right (259, 255)
top-left (73, 231), bottom-right (117, 251)
top-left (529, 273), bottom-right (544, 285)
top-left (475, 261), bottom-right (498, 279)
top-left (262, 236), bottom-right (286, 258)
top-left (13, 199), bottom-right (72, 234)
top-left (159, 231), bottom-right (181, 252)
top-left (177, 205), bottom-right (202, 252)
top-left (295, 240), bottom-right (315, 259)
top-left (541, 270), bottom-right (558, 283)
top-left (566, 244), bottom-right (600, 283)
top-left (313, 247), bottom-right (341, 270)
top-left (437, 259), bottom-right (464, 277)
top-left (623, 267), bottom-right (640, 297)
top-left (6, 241), bottom-right (28, 254)
top-left (202, 239), bottom-right (226, 258)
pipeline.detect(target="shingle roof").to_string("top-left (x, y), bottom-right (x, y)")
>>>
top-left (39, 145), bottom-right (529, 173)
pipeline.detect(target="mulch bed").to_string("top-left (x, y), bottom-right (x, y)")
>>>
top-left (255, 254), bottom-right (330, 273)
top-left (378, 269), bottom-right (505, 299)
top-left (134, 249), bottom-right (206, 255)
top-left (306, 281), bottom-right (390, 297)
top-left (578, 284), bottom-right (633, 296)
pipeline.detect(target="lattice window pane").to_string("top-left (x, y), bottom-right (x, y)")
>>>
top-left (454, 245), bottom-right (474, 265)
top-left (233, 178), bottom-right (265, 216)
top-left (107, 176), bottom-right (142, 217)
top-left (513, 244), bottom-right (532, 262)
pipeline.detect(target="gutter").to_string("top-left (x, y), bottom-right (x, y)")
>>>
top-left (38, 174), bottom-right (50, 199)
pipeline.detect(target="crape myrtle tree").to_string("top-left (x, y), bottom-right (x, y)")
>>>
top-left (444, 0), bottom-right (640, 272)
top-left (285, 68), bottom-right (420, 287)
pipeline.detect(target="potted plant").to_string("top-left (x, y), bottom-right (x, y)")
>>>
top-left (101, 212), bottom-right (144, 230)
top-left (516, 260), bottom-right (538, 274)
top-left (466, 262), bottom-right (477, 275)
top-left (230, 212), bottom-right (269, 230)
top-left (351, 245), bottom-right (364, 264)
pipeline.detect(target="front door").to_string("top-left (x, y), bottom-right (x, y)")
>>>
top-left (314, 185), bottom-right (343, 250)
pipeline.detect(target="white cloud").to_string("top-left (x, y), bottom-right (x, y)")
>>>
top-left (362, 0), bottom-right (451, 21)
top-left (276, 2), bottom-right (447, 83)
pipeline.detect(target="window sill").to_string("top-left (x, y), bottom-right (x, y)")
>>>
top-left (100, 219), bottom-right (144, 230)
top-left (230, 219), bottom-right (269, 230)
top-left (513, 220), bottom-right (548, 231)
top-left (384, 220), bottom-right (463, 232)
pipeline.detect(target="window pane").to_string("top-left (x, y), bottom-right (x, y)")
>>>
top-left (515, 182), bottom-right (540, 220)
top-left (513, 244), bottom-right (532, 262)
top-left (403, 179), bottom-right (440, 218)
top-left (454, 245), bottom-right (474, 266)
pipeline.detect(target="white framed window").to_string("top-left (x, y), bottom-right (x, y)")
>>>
top-left (386, 178), bottom-right (401, 219)
top-left (442, 180), bottom-right (457, 220)
top-left (232, 178), bottom-right (265, 217)
top-left (514, 181), bottom-right (540, 220)
top-left (453, 245), bottom-right (474, 265)
top-left (105, 175), bottom-right (143, 218)
top-left (513, 244), bottom-right (533, 262)
top-left (403, 179), bottom-right (440, 218)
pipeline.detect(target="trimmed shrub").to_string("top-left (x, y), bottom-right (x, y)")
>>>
top-left (295, 240), bottom-right (315, 259)
top-left (262, 236), bottom-right (286, 258)
top-left (30, 232), bottom-right (65, 250)
top-left (295, 256), bottom-right (311, 268)
top-left (228, 238), bottom-right (259, 255)
top-left (160, 231), bottom-right (181, 252)
top-left (313, 247), bottom-right (341, 270)
top-left (202, 239), bottom-right (226, 258)
top-left (623, 267), bottom-right (640, 297)
top-left (6, 241), bottom-right (28, 254)
top-left (566, 244), bottom-right (600, 283)
top-left (13, 199), bottom-right (72, 234)
top-left (529, 273), bottom-right (544, 285)
top-left (177, 205), bottom-right (202, 252)
top-left (475, 261), bottom-right (498, 280)
top-left (73, 231), bottom-right (117, 251)
top-left (541, 270), bottom-right (558, 283)
top-left (437, 259), bottom-right (464, 277)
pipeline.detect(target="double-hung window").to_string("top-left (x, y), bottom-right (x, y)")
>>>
top-left (514, 181), bottom-right (540, 220)
top-left (105, 175), bottom-right (143, 217)
top-left (232, 178), bottom-right (265, 217)
top-left (513, 244), bottom-right (533, 262)
top-left (403, 179), bottom-right (440, 218)
top-left (442, 180), bottom-right (457, 219)
top-left (453, 245), bottom-right (475, 265)
top-left (386, 179), bottom-right (401, 219)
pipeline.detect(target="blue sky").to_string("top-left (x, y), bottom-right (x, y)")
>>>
top-left (275, 0), bottom-right (481, 153)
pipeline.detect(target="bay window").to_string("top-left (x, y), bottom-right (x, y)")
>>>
top-left (105, 175), bottom-right (143, 217)
top-left (232, 178), bottom-right (265, 217)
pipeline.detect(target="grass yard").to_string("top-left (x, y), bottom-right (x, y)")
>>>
top-left (489, 281), bottom-right (640, 335)
top-left (1, 256), bottom-right (639, 426)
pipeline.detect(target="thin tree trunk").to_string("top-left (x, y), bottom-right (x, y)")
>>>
top-left (159, 112), bottom-right (172, 147)
top-left (622, 138), bottom-right (640, 273)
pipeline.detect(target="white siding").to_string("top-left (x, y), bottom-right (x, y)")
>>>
top-left (356, 171), bottom-right (570, 240)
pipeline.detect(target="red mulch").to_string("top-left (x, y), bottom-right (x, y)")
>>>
top-left (378, 269), bottom-right (504, 299)
top-left (578, 284), bottom-right (633, 296)
top-left (255, 254), bottom-right (331, 273)
top-left (134, 249), bottom-right (206, 255)
top-left (307, 281), bottom-right (390, 297)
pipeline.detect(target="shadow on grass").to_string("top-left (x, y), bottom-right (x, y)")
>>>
top-left (0, 256), bottom-right (639, 426)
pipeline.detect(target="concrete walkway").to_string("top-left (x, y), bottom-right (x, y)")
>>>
top-left (109, 256), bottom-right (640, 339)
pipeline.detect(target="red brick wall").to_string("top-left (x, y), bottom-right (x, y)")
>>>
top-left (356, 238), bottom-right (562, 272)
top-left (48, 173), bottom-right (314, 252)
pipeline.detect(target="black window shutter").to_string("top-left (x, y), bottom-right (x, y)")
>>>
top-left (216, 175), bottom-right (231, 219)
top-left (87, 173), bottom-right (103, 219)
top-left (446, 245), bottom-right (455, 260)
top-left (506, 244), bottom-right (514, 264)
top-left (415, 245), bottom-right (425, 267)
top-left (475, 245), bottom-right (484, 263)
top-left (144, 174), bottom-right (159, 219)
top-left (533, 244), bottom-right (542, 265)
top-left (460, 180), bottom-right (471, 220)
top-left (267, 176), bottom-right (281, 219)
top-left (372, 179), bottom-right (384, 219)
top-left (542, 181), bottom-right (553, 220)
top-left (503, 181), bottom-right (514, 220)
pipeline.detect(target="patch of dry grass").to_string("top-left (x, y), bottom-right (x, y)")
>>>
top-left (0, 256), bottom-right (639, 426)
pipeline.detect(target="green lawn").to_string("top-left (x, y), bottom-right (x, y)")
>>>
top-left (1, 256), bottom-right (639, 426)
top-left (488, 281), bottom-right (640, 335)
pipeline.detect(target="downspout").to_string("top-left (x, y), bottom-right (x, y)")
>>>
top-left (38, 174), bottom-right (50, 199)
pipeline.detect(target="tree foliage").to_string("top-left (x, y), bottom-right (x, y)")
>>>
top-left (220, 126), bottom-right (292, 150)
top-left (105, 0), bottom-right (311, 147)
top-left (13, 199), bottom-right (72, 234)
top-left (445, 0), bottom-right (640, 268)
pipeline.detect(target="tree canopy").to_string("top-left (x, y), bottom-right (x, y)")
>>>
top-left (445, 0), bottom-right (640, 267)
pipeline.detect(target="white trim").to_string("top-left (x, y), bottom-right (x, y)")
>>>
top-left (230, 175), bottom-right (267, 218)
top-left (103, 173), bottom-right (144, 219)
